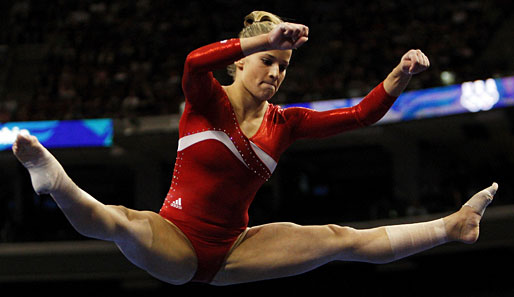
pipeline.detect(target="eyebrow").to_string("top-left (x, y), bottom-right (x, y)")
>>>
top-left (263, 54), bottom-right (290, 66)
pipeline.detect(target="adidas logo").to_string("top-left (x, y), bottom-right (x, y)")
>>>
top-left (170, 198), bottom-right (182, 209)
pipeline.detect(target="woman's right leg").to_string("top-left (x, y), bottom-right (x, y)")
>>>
top-left (12, 134), bottom-right (197, 284)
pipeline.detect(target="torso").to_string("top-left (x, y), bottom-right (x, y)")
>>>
top-left (159, 82), bottom-right (283, 239)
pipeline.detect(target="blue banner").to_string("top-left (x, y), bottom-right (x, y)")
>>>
top-left (0, 118), bottom-right (113, 151)
top-left (284, 76), bottom-right (514, 124)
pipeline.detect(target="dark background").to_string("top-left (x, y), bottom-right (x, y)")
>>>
top-left (1, 0), bottom-right (513, 295)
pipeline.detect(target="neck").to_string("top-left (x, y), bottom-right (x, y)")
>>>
top-left (224, 83), bottom-right (268, 121)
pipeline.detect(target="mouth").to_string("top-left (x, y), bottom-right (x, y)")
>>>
top-left (262, 82), bottom-right (277, 89)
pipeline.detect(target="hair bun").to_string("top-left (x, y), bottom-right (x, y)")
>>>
top-left (244, 11), bottom-right (282, 27)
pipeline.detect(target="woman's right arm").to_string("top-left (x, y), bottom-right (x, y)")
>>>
top-left (182, 22), bottom-right (309, 104)
top-left (239, 23), bottom-right (309, 55)
top-left (182, 39), bottom-right (245, 104)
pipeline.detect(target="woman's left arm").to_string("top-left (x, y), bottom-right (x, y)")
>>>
top-left (287, 49), bottom-right (430, 140)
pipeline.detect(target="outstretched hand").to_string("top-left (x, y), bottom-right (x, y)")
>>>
top-left (383, 49), bottom-right (430, 96)
top-left (267, 22), bottom-right (309, 50)
top-left (399, 49), bottom-right (430, 75)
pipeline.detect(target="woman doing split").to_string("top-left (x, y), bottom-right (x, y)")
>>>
top-left (12, 11), bottom-right (498, 285)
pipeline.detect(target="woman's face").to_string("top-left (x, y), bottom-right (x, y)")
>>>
top-left (237, 49), bottom-right (292, 101)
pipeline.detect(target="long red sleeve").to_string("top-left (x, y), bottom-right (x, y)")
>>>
top-left (285, 82), bottom-right (397, 140)
top-left (181, 39), bottom-right (244, 105)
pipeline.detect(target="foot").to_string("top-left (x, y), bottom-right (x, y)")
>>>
top-left (445, 183), bottom-right (498, 244)
top-left (12, 134), bottom-right (64, 194)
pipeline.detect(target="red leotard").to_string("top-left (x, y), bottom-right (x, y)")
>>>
top-left (159, 38), bottom-right (397, 283)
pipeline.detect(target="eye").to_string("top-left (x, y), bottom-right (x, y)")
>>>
top-left (261, 58), bottom-right (273, 66)
top-left (279, 64), bottom-right (288, 72)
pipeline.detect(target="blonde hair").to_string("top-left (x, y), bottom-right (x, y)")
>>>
top-left (227, 11), bottom-right (283, 78)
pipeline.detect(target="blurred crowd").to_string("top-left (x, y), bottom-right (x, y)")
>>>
top-left (0, 0), bottom-right (512, 122)
top-left (0, 0), bottom-right (513, 243)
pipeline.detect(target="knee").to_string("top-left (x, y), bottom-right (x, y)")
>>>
top-left (328, 225), bottom-right (395, 264)
top-left (325, 224), bottom-right (359, 250)
top-left (326, 224), bottom-right (357, 237)
top-left (107, 204), bottom-right (130, 218)
top-left (326, 224), bottom-right (391, 262)
top-left (101, 205), bottom-right (154, 247)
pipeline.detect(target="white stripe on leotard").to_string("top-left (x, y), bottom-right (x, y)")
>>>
top-left (250, 141), bottom-right (277, 173)
top-left (178, 131), bottom-right (248, 168)
top-left (177, 130), bottom-right (277, 174)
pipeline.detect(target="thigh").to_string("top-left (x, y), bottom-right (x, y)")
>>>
top-left (211, 222), bottom-right (355, 285)
top-left (110, 206), bottom-right (197, 285)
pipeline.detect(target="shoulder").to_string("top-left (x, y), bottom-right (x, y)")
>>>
top-left (268, 102), bottom-right (305, 115)
top-left (278, 104), bottom-right (316, 119)
top-left (265, 103), bottom-right (313, 126)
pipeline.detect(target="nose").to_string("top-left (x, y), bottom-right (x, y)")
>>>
top-left (268, 64), bottom-right (279, 80)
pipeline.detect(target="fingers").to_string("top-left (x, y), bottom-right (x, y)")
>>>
top-left (280, 23), bottom-right (309, 40)
top-left (292, 36), bottom-right (309, 49)
top-left (270, 22), bottom-right (309, 50)
top-left (401, 49), bottom-right (430, 75)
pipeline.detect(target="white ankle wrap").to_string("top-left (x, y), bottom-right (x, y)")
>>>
top-left (385, 218), bottom-right (447, 261)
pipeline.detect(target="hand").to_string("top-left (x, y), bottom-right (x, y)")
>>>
top-left (267, 22), bottom-right (309, 50)
top-left (399, 49), bottom-right (430, 75)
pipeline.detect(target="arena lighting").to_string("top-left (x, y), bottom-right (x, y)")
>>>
top-left (284, 76), bottom-right (514, 124)
top-left (0, 118), bottom-right (113, 151)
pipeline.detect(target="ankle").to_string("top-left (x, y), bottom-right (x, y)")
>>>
top-left (27, 154), bottom-right (66, 195)
top-left (444, 207), bottom-right (481, 244)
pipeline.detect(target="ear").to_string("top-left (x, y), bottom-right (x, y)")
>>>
top-left (235, 58), bottom-right (245, 71)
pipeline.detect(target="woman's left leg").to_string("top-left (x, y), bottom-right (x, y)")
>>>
top-left (211, 183), bottom-right (497, 285)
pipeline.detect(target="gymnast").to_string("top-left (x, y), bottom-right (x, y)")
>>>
top-left (12, 11), bottom-right (497, 285)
